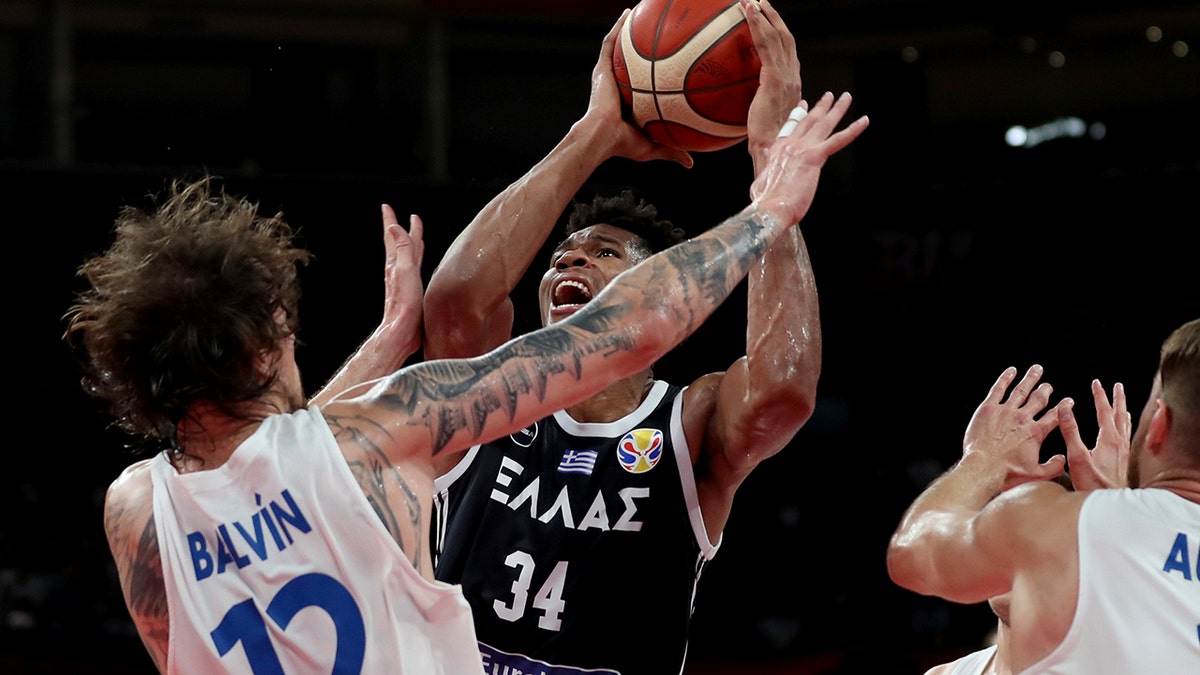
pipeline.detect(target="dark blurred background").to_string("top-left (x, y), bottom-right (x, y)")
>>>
top-left (2, 0), bottom-right (1198, 673)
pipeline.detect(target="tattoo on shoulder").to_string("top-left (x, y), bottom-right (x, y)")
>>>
top-left (324, 414), bottom-right (424, 566)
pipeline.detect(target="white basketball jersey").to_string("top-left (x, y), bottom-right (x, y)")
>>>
top-left (946, 645), bottom-right (996, 675)
top-left (1026, 488), bottom-right (1200, 673)
top-left (150, 407), bottom-right (482, 674)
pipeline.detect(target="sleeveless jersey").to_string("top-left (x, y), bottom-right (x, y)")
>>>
top-left (432, 381), bottom-right (718, 675)
top-left (1025, 488), bottom-right (1200, 673)
top-left (940, 645), bottom-right (996, 675)
top-left (149, 406), bottom-right (482, 674)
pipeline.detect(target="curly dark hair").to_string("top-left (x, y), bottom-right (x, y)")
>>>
top-left (63, 176), bottom-right (310, 449)
top-left (564, 190), bottom-right (688, 255)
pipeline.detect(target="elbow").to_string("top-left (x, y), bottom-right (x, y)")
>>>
top-left (746, 350), bottom-right (820, 418)
top-left (885, 539), bottom-right (931, 596)
top-left (750, 380), bottom-right (817, 431)
top-left (885, 527), bottom-right (957, 599)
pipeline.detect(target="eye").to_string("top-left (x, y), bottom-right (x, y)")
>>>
top-left (598, 248), bottom-right (619, 258)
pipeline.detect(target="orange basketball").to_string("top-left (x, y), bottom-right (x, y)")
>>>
top-left (613, 0), bottom-right (762, 153)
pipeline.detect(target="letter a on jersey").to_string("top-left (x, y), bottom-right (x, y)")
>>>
top-left (617, 428), bottom-right (664, 474)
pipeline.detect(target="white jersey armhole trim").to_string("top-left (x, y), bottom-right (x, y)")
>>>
top-left (434, 444), bottom-right (481, 492)
top-left (671, 386), bottom-right (719, 559)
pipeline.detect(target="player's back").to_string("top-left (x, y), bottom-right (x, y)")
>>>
top-left (150, 406), bottom-right (480, 674)
top-left (1025, 488), bottom-right (1200, 673)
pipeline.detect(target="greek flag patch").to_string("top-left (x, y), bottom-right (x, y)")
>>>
top-left (557, 449), bottom-right (599, 475)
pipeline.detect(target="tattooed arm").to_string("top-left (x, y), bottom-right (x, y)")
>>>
top-left (103, 460), bottom-right (169, 672)
top-left (326, 92), bottom-right (869, 464)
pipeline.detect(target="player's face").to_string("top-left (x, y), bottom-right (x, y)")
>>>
top-left (538, 224), bottom-right (653, 326)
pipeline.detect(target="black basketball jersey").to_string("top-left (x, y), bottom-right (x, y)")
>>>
top-left (432, 380), bottom-right (718, 675)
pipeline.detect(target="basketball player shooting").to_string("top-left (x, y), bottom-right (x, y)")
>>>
top-left (423, 2), bottom-right (869, 674)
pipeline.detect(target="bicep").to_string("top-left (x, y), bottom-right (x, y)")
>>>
top-left (702, 359), bottom-right (811, 479)
top-left (423, 276), bottom-right (515, 361)
top-left (103, 468), bottom-right (170, 670)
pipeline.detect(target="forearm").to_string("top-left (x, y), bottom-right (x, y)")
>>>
top-left (425, 117), bottom-right (615, 320)
top-left (399, 202), bottom-right (795, 457)
top-left (308, 315), bottom-right (421, 407)
top-left (887, 452), bottom-right (1007, 595)
top-left (745, 226), bottom-right (820, 405)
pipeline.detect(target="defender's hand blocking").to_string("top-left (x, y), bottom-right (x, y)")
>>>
top-left (963, 365), bottom-right (1068, 491)
top-left (1059, 379), bottom-right (1131, 491)
top-left (749, 91), bottom-right (868, 222)
top-left (380, 205), bottom-right (425, 357)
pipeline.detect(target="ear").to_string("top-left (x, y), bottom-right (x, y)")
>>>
top-left (1145, 398), bottom-right (1171, 452)
top-left (253, 345), bottom-right (282, 382)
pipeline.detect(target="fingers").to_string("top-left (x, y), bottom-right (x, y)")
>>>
top-left (1059, 397), bottom-right (1083, 451)
top-left (1036, 454), bottom-right (1068, 480)
top-left (821, 114), bottom-right (870, 154)
top-left (407, 214), bottom-right (424, 244)
top-left (757, 0), bottom-right (797, 57)
top-left (408, 214), bottom-right (425, 264)
top-left (776, 105), bottom-right (808, 138)
top-left (1006, 364), bottom-right (1046, 406)
top-left (381, 203), bottom-right (399, 227)
top-left (743, 0), bottom-right (782, 59)
top-left (775, 92), bottom-right (837, 140)
top-left (599, 8), bottom-right (628, 67)
top-left (382, 204), bottom-right (401, 268)
top-left (987, 366), bottom-right (1020, 404)
top-left (777, 91), bottom-right (868, 154)
top-left (1090, 378), bottom-right (1114, 419)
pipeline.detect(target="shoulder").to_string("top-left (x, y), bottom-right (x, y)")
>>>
top-left (987, 479), bottom-right (1084, 525)
top-left (106, 459), bottom-right (155, 515)
top-left (980, 479), bottom-right (1086, 564)
top-left (681, 371), bottom-right (723, 412)
top-left (104, 458), bottom-right (157, 549)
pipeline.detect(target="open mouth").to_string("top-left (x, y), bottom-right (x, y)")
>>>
top-left (552, 279), bottom-right (593, 309)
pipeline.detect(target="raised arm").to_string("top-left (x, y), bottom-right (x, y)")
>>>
top-left (702, 3), bottom-right (819, 496)
top-left (331, 95), bottom-right (868, 463)
top-left (423, 8), bottom-right (692, 361)
top-left (886, 366), bottom-right (1070, 602)
top-left (309, 205), bottom-right (425, 407)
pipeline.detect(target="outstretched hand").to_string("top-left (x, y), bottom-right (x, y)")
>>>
top-left (1059, 379), bottom-right (1131, 491)
top-left (749, 91), bottom-right (868, 223)
top-left (305, 205), bottom-right (426, 407)
top-left (587, 9), bottom-right (694, 167)
top-left (963, 365), bottom-right (1068, 491)
top-left (381, 204), bottom-right (425, 357)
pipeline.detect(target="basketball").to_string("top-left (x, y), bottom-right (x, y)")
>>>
top-left (613, 0), bottom-right (762, 153)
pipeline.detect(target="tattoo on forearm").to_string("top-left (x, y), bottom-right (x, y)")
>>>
top-left (361, 209), bottom-right (773, 457)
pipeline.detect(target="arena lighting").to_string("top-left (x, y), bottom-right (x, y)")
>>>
top-left (1004, 116), bottom-right (1107, 148)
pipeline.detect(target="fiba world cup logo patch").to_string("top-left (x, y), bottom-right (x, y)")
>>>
top-left (617, 428), bottom-right (664, 474)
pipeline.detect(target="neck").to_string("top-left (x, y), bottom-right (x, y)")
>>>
top-left (174, 397), bottom-right (293, 471)
top-left (563, 370), bottom-right (655, 423)
top-left (989, 621), bottom-right (1012, 675)
top-left (1141, 468), bottom-right (1200, 504)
